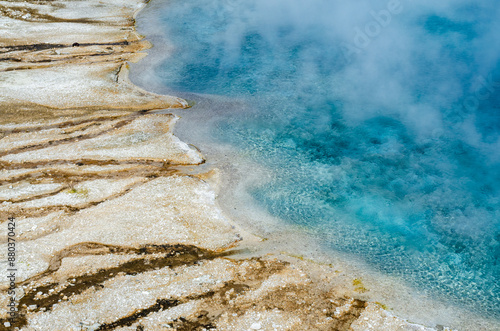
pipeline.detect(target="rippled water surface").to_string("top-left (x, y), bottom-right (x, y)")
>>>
top-left (135, 0), bottom-right (500, 321)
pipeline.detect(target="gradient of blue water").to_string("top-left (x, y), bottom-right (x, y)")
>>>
top-left (150, 0), bottom-right (500, 317)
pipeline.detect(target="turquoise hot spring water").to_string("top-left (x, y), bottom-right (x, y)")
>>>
top-left (131, 0), bottom-right (500, 327)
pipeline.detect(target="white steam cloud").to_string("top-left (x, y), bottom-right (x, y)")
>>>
top-left (162, 0), bottom-right (500, 151)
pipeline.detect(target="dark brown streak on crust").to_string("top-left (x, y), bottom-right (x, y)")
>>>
top-left (2, 0), bottom-right (57, 4)
top-left (0, 115), bottom-right (141, 158)
top-left (0, 4), bottom-right (122, 25)
top-left (0, 244), bottom-right (236, 330)
top-left (0, 158), bottom-right (205, 172)
top-left (0, 185), bottom-right (69, 204)
top-left (0, 114), bottom-right (128, 134)
top-left (84, 259), bottom-right (368, 331)
top-left (0, 41), bottom-right (133, 54)
top-left (94, 281), bottom-right (251, 331)
top-left (1, 59), bottom-right (130, 73)
top-left (0, 52), bottom-right (131, 66)
top-left (0, 165), bottom-right (175, 187)
top-left (0, 41), bottom-right (142, 72)
top-left (0, 167), bottom-right (206, 223)
top-left (96, 299), bottom-right (182, 331)
top-left (0, 177), bottom-right (154, 222)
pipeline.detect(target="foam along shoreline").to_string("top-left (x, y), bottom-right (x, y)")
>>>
top-left (0, 0), bottom-right (459, 329)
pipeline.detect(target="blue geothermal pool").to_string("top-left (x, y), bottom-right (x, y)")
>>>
top-left (134, 0), bottom-right (500, 323)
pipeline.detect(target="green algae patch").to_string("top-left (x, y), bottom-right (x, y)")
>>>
top-left (375, 301), bottom-right (388, 310)
top-left (66, 187), bottom-right (89, 197)
top-left (353, 278), bottom-right (368, 293)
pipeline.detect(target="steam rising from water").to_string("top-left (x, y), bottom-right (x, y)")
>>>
top-left (135, 0), bottom-right (500, 321)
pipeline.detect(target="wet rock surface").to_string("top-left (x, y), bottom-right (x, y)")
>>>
top-left (0, 0), bottom-right (444, 330)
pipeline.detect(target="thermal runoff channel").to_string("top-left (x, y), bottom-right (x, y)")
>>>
top-left (149, 0), bottom-right (500, 319)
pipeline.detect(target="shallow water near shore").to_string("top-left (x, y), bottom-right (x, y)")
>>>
top-left (131, 0), bottom-right (500, 328)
